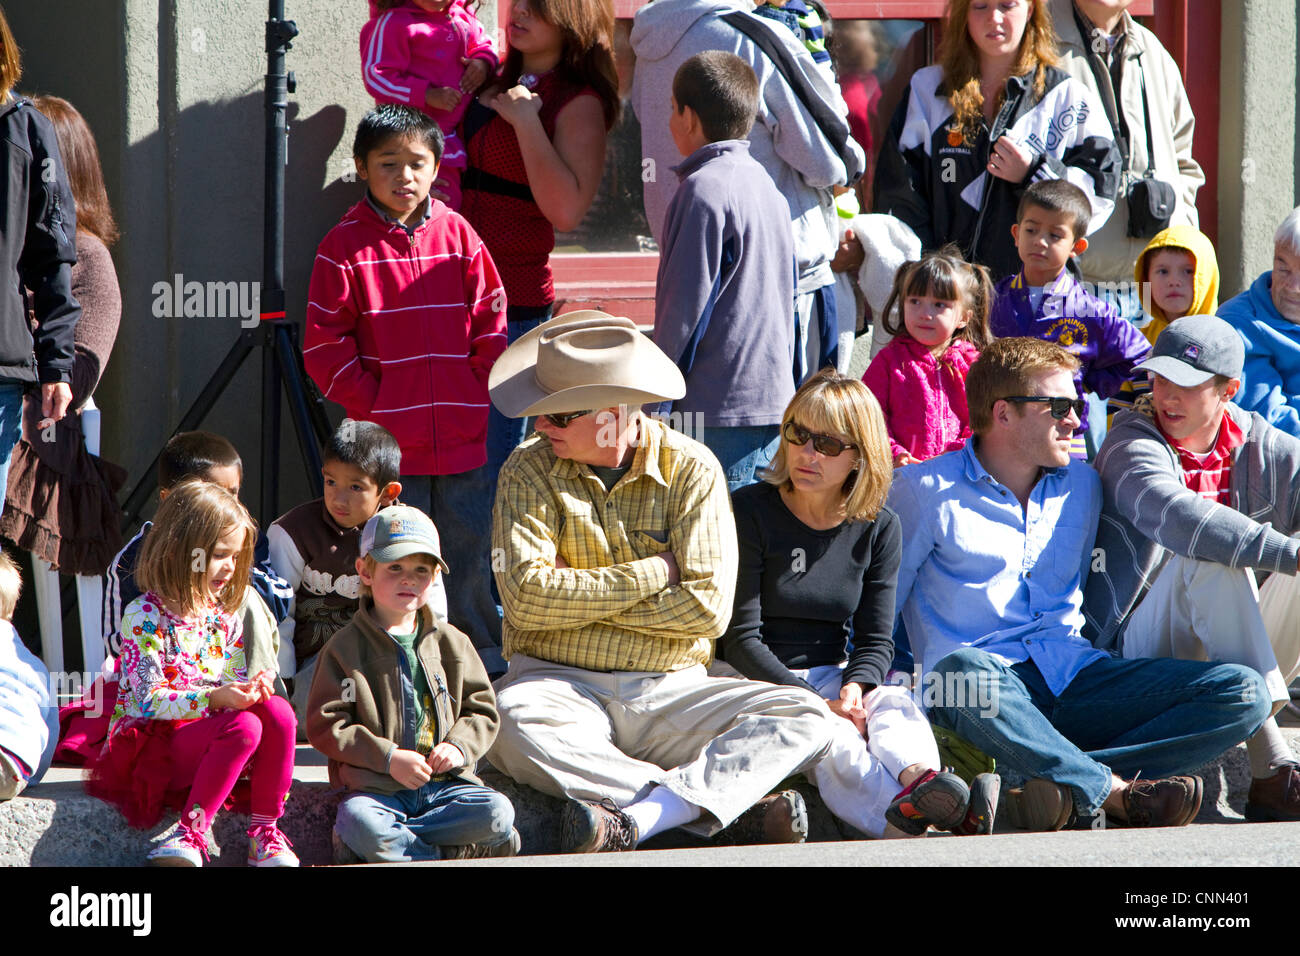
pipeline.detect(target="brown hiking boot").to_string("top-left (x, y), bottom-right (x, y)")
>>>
top-left (561, 799), bottom-right (639, 853)
top-left (1245, 764), bottom-right (1300, 822)
top-left (1004, 778), bottom-right (1073, 832)
top-left (1121, 775), bottom-right (1203, 828)
top-left (441, 827), bottom-right (522, 859)
top-left (714, 790), bottom-right (808, 846)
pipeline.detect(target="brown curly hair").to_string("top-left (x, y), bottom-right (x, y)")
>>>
top-left (939, 0), bottom-right (1059, 141)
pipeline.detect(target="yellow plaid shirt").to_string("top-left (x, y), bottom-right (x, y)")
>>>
top-left (492, 414), bottom-right (738, 673)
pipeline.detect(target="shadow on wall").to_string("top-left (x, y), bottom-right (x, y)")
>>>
top-left (108, 94), bottom-right (354, 531)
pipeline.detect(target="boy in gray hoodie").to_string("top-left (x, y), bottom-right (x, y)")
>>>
top-left (652, 52), bottom-right (795, 491)
top-left (1084, 315), bottom-right (1300, 822)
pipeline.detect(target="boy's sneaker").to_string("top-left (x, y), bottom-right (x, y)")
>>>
top-left (885, 769), bottom-right (970, 835)
top-left (714, 790), bottom-right (808, 846)
top-left (561, 799), bottom-right (639, 853)
top-left (441, 827), bottom-right (522, 860)
top-left (952, 772), bottom-right (1001, 836)
top-left (1004, 778), bottom-right (1073, 832)
top-left (247, 823), bottom-right (299, 867)
top-left (147, 824), bottom-right (209, 867)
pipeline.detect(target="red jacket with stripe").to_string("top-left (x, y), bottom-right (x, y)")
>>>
top-left (304, 198), bottom-right (507, 475)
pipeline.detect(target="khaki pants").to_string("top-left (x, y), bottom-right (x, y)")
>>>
top-left (1124, 556), bottom-right (1300, 716)
top-left (488, 655), bottom-right (834, 835)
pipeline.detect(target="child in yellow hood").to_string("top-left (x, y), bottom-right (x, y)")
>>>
top-left (1111, 226), bottom-right (1221, 416)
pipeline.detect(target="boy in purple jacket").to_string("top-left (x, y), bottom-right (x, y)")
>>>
top-left (652, 51), bottom-right (796, 491)
top-left (990, 180), bottom-right (1149, 457)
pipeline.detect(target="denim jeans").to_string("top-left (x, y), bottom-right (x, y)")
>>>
top-left (400, 469), bottom-right (505, 675)
top-left (926, 647), bottom-right (1270, 813)
top-left (0, 382), bottom-right (26, 496)
top-left (334, 778), bottom-right (515, 862)
top-left (485, 304), bottom-right (553, 481)
top-left (696, 424), bottom-right (781, 494)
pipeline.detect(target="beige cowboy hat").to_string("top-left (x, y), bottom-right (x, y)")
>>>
top-left (488, 310), bottom-right (686, 418)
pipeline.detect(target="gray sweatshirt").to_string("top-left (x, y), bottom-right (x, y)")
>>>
top-left (653, 140), bottom-right (795, 427)
top-left (1082, 398), bottom-right (1300, 653)
top-left (630, 0), bottom-right (862, 294)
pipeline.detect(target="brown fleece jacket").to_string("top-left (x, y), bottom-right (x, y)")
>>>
top-left (306, 597), bottom-right (499, 794)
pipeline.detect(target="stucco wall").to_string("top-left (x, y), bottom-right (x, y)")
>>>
top-left (1217, 0), bottom-right (1299, 299)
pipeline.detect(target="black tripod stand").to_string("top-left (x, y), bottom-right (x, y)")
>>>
top-left (121, 0), bottom-right (330, 530)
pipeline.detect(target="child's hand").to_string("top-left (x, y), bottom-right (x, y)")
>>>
top-left (426, 742), bottom-right (466, 775)
top-left (425, 85), bottom-right (463, 113)
top-left (490, 85), bottom-right (543, 127)
top-left (390, 748), bottom-right (433, 790)
top-left (459, 56), bottom-right (490, 94)
top-left (211, 681), bottom-right (260, 711)
top-left (249, 670), bottom-right (275, 702)
top-left (826, 697), bottom-right (867, 735)
top-left (893, 452), bottom-right (920, 467)
top-left (987, 135), bottom-right (1034, 183)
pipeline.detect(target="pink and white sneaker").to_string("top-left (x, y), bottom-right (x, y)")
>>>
top-left (247, 823), bottom-right (299, 867)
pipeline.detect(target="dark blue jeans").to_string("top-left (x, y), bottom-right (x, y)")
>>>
top-left (485, 304), bottom-right (553, 481)
top-left (927, 647), bottom-right (1270, 813)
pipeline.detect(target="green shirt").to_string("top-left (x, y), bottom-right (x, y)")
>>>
top-left (390, 631), bottom-right (436, 754)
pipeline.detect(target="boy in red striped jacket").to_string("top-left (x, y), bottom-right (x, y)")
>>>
top-left (305, 103), bottom-right (508, 674)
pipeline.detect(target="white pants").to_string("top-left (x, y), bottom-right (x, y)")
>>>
top-left (714, 661), bottom-right (940, 838)
top-left (1123, 555), bottom-right (1300, 715)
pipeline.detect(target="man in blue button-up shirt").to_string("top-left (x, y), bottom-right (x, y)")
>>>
top-left (888, 338), bottom-right (1269, 830)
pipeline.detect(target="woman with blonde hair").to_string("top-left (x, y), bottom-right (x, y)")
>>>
top-left (874, 0), bottom-right (1120, 279)
top-left (720, 368), bottom-right (998, 838)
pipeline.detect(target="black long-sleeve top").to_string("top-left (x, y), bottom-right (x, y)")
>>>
top-left (720, 481), bottom-right (901, 695)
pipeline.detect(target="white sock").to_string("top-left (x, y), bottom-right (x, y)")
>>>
top-left (624, 786), bottom-right (701, 843)
top-left (1246, 718), bottom-right (1294, 778)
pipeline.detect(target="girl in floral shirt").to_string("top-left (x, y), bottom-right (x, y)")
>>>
top-left (86, 480), bottom-right (298, 866)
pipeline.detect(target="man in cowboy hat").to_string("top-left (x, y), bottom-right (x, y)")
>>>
top-left (486, 311), bottom-right (834, 853)
top-left (1085, 314), bottom-right (1300, 822)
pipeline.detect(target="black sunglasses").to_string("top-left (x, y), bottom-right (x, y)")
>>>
top-left (542, 409), bottom-right (593, 428)
top-left (1001, 396), bottom-right (1087, 421)
top-left (783, 420), bottom-right (856, 457)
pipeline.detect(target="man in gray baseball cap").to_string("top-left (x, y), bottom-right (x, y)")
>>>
top-left (1085, 313), bottom-right (1300, 822)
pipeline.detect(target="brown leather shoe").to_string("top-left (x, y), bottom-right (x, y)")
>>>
top-left (561, 799), bottom-right (639, 853)
top-left (1245, 764), bottom-right (1300, 822)
top-left (1121, 775), bottom-right (1203, 828)
top-left (1004, 778), bottom-right (1072, 831)
top-left (714, 790), bottom-right (808, 846)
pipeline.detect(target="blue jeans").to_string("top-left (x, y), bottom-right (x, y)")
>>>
top-left (927, 647), bottom-right (1270, 814)
top-left (485, 304), bottom-right (553, 481)
top-left (335, 778), bottom-right (515, 862)
top-left (696, 424), bottom-right (781, 494)
top-left (400, 469), bottom-right (505, 675)
top-left (0, 383), bottom-right (26, 496)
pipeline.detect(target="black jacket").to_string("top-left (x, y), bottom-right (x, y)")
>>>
top-left (0, 95), bottom-right (78, 385)
top-left (873, 64), bottom-right (1120, 280)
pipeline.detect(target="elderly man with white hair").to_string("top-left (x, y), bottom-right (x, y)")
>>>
top-left (1220, 206), bottom-right (1300, 436)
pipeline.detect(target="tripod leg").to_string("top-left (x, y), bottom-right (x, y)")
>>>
top-left (273, 321), bottom-right (325, 497)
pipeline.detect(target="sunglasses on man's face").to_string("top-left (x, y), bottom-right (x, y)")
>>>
top-left (1001, 396), bottom-right (1087, 421)
top-left (542, 409), bottom-right (593, 429)
top-left (782, 420), bottom-right (856, 457)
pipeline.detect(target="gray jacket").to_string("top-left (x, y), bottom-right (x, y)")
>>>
top-left (630, 0), bottom-right (862, 294)
top-left (1048, 0), bottom-right (1203, 284)
top-left (653, 140), bottom-right (795, 427)
top-left (1083, 399), bottom-right (1300, 652)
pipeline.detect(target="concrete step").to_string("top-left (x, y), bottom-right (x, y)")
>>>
top-left (3, 728), bottom-right (1297, 866)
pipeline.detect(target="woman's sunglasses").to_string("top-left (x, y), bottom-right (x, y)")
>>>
top-left (543, 409), bottom-right (593, 428)
top-left (782, 421), bottom-right (856, 457)
top-left (1001, 396), bottom-right (1087, 421)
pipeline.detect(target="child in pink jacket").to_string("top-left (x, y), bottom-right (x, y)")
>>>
top-left (862, 248), bottom-right (993, 465)
top-left (361, 0), bottom-right (498, 210)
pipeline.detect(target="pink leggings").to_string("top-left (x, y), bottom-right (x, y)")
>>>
top-left (167, 696), bottom-right (296, 830)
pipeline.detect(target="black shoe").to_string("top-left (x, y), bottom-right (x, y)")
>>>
top-left (952, 773), bottom-right (1000, 835)
top-left (885, 769), bottom-right (970, 835)
top-left (714, 790), bottom-right (808, 846)
top-left (561, 799), bottom-right (639, 853)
